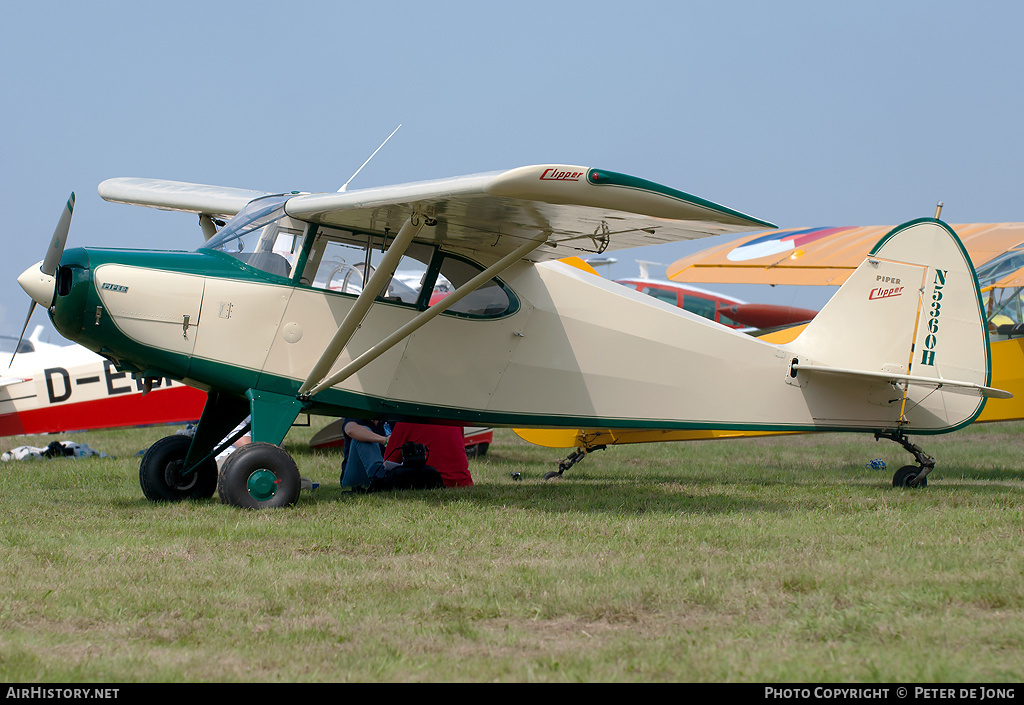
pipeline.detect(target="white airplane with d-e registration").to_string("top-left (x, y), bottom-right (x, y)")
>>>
top-left (0, 324), bottom-right (205, 438)
top-left (16, 165), bottom-right (1009, 507)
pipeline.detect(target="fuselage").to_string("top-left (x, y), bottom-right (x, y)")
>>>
top-left (44, 237), bottom-right (978, 436)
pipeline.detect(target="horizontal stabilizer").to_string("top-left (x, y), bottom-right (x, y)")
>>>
top-left (790, 362), bottom-right (1012, 399)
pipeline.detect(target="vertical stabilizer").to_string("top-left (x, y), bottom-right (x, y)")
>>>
top-left (785, 218), bottom-right (992, 431)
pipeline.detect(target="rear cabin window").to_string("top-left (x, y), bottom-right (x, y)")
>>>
top-left (434, 257), bottom-right (514, 317)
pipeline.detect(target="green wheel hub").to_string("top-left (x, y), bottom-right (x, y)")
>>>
top-left (246, 469), bottom-right (279, 502)
top-left (218, 442), bottom-right (301, 509)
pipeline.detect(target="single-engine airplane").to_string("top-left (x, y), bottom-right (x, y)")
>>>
top-left (16, 168), bottom-right (1009, 507)
top-left (0, 325), bottom-right (205, 437)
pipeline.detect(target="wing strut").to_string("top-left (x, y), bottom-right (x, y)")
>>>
top-left (301, 230), bottom-right (551, 398)
top-left (298, 214), bottom-right (425, 396)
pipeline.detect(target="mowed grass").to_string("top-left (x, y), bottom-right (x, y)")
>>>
top-left (1, 418), bottom-right (1022, 683)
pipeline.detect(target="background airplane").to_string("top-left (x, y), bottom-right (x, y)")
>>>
top-left (614, 275), bottom-right (817, 332)
top-left (571, 257), bottom-right (819, 332)
top-left (0, 326), bottom-right (205, 437)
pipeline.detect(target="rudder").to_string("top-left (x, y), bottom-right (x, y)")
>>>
top-left (786, 218), bottom-right (992, 431)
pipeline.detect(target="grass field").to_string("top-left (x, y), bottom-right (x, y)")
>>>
top-left (0, 418), bottom-right (1022, 683)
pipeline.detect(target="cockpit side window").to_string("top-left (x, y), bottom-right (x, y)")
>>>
top-left (300, 227), bottom-right (516, 318)
top-left (301, 227), bottom-right (434, 305)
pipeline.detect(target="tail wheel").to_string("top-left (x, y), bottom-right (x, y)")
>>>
top-left (218, 442), bottom-right (301, 509)
top-left (139, 434), bottom-right (218, 502)
top-left (892, 464), bottom-right (928, 488)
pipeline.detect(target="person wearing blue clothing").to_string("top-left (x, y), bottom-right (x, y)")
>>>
top-left (340, 417), bottom-right (392, 489)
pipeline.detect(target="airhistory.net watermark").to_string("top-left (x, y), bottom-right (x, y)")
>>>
top-left (5, 688), bottom-right (119, 700)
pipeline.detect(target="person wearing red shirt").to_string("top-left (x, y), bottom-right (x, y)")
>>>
top-left (384, 422), bottom-right (474, 488)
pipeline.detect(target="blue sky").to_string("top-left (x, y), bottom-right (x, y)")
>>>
top-left (3, 0), bottom-right (1024, 341)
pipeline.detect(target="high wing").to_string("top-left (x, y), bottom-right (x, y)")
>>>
top-left (282, 165), bottom-right (776, 265)
top-left (666, 222), bottom-right (1024, 286)
top-left (98, 177), bottom-right (274, 219)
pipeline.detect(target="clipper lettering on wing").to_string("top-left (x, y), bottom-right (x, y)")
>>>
top-left (539, 168), bottom-right (584, 181)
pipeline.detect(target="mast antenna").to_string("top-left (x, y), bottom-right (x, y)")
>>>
top-left (339, 124), bottom-right (402, 192)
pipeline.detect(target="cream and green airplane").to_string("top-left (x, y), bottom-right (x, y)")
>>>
top-left (16, 166), bottom-right (1007, 507)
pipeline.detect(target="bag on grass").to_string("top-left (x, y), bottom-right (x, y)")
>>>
top-left (367, 442), bottom-right (444, 491)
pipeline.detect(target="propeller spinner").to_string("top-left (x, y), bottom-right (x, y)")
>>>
top-left (12, 193), bottom-right (75, 365)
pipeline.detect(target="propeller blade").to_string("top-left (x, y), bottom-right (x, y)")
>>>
top-left (8, 301), bottom-right (36, 368)
top-left (41, 192), bottom-right (75, 276)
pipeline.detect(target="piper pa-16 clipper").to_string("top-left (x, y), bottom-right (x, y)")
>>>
top-left (16, 166), bottom-right (1009, 507)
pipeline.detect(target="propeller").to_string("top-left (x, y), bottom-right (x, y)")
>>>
top-left (12, 193), bottom-right (75, 367)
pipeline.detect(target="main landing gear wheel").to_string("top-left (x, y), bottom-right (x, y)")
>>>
top-left (892, 465), bottom-right (928, 488)
top-left (139, 434), bottom-right (218, 502)
top-left (217, 442), bottom-right (301, 509)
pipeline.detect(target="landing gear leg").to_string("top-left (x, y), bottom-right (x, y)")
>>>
top-left (545, 445), bottom-right (606, 480)
top-left (875, 431), bottom-right (934, 488)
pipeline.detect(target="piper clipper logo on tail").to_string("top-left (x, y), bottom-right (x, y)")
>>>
top-left (870, 274), bottom-right (903, 300)
top-left (919, 269), bottom-right (947, 367)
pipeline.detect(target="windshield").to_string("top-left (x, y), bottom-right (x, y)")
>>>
top-left (201, 195), bottom-right (302, 278)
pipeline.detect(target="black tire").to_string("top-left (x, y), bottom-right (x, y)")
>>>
top-left (892, 464), bottom-right (928, 488)
top-left (465, 442), bottom-right (489, 458)
top-left (139, 434), bottom-right (218, 502)
top-left (217, 442), bottom-right (301, 509)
